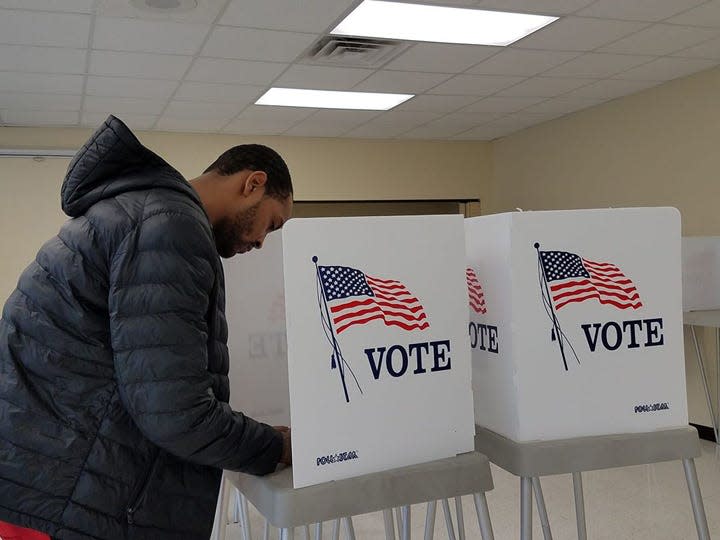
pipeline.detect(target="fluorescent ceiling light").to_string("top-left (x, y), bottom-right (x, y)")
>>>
top-left (331, 0), bottom-right (558, 46)
top-left (255, 88), bottom-right (414, 110)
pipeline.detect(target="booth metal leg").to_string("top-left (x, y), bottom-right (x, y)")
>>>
top-left (343, 517), bottom-right (357, 540)
top-left (520, 477), bottom-right (533, 540)
top-left (384, 509), bottom-right (396, 540)
top-left (532, 477), bottom-right (553, 540)
top-left (683, 458), bottom-right (711, 540)
top-left (237, 492), bottom-right (252, 540)
top-left (441, 499), bottom-right (457, 540)
top-left (401, 505), bottom-right (411, 540)
top-left (263, 519), bottom-right (270, 540)
top-left (424, 501), bottom-right (436, 540)
top-left (454, 497), bottom-right (465, 540)
top-left (473, 492), bottom-right (495, 540)
top-left (572, 473), bottom-right (587, 540)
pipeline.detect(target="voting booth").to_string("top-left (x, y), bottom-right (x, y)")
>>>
top-left (224, 215), bottom-right (475, 488)
top-left (682, 236), bottom-right (720, 312)
top-left (466, 207), bottom-right (688, 443)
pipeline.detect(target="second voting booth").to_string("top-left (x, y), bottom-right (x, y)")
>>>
top-left (464, 207), bottom-right (708, 540)
top-left (466, 207), bottom-right (688, 442)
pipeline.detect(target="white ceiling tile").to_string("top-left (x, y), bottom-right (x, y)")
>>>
top-left (345, 111), bottom-right (441, 138)
top-left (0, 0), bottom-right (94, 12)
top-left (384, 43), bottom-right (501, 73)
top-left (156, 116), bottom-right (228, 132)
top-left (0, 45), bottom-right (86, 74)
top-left (97, 0), bottom-right (226, 23)
top-left (401, 111), bottom-right (503, 138)
top-left (174, 82), bottom-right (264, 104)
top-left (497, 76), bottom-right (593, 97)
top-left (223, 119), bottom-right (292, 135)
top-left (220, 0), bottom-right (356, 33)
top-left (93, 18), bottom-right (208, 55)
top-left (467, 49), bottom-right (580, 76)
top-left (90, 51), bottom-right (193, 79)
top-left (522, 96), bottom-right (603, 114)
top-left (0, 92), bottom-right (81, 111)
top-left (672, 36), bottom-right (720, 59)
top-left (0, 9), bottom-right (90, 48)
top-left (225, 105), bottom-right (317, 135)
top-left (202, 27), bottom-right (317, 63)
top-left (238, 105), bottom-right (317, 121)
top-left (599, 24), bottom-right (720, 56)
top-left (352, 71), bottom-right (451, 93)
top-left (400, 125), bottom-right (465, 139)
top-left (462, 95), bottom-right (547, 113)
top-left (283, 124), bottom-right (349, 137)
top-left (428, 74), bottom-right (526, 95)
top-left (186, 58), bottom-right (287, 85)
top-left (668, 2), bottom-right (720, 27)
top-left (561, 78), bottom-right (660, 99)
top-left (612, 57), bottom-right (717, 81)
top-left (82, 112), bottom-right (157, 131)
top-left (395, 94), bottom-right (479, 113)
top-left (486, 111), bottom-right (562, 131)
top-left (86, 76), bottom-right (179, 99)
top-left (0, 72), bottom-right (84, 94)
top-left (2, 109), bottom-right (79, 126)
top-left (543, 53), bottom-right (655, 78)
top-left (450, 127), bottom-right (505, 140)
top-left (475, 0), bottom-right (595, 15)
top-left (577, 0), bottom-right (706, 22)
top-left (164, 100), bottom-right (244, 119)
top-left (84, 96), bottom-right (167, 115)
top-left (275, 65), bottom-right (373, 90)
top-left (284, 110), bottom-right (381, 137)
top-left (513, 17), bottom-right (649, 51)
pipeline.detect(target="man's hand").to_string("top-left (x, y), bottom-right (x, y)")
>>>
top-left (273, 426), bottom-right (292, 465)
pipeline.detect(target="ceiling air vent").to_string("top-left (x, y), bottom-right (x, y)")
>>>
top-left (304, 36), bottom-right (410, 68)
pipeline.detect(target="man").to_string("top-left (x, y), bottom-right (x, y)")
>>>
top-left (0, 115), bottom-right (293, 540)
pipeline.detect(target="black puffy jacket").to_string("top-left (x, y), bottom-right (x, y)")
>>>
top-left (0, 116), bottom-right (283, 540)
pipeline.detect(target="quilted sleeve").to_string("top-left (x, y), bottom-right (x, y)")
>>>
top-left (108, 209), bottom-right (283, 474)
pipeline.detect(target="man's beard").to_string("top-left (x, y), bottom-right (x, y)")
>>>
top-left (214, 203), bottom-right (258, 258)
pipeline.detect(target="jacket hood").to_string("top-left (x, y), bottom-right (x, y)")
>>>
top-left (61, 115), bottom-right (201, 217)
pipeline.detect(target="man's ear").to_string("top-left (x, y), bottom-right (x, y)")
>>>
top-left (243, 171), bottom-right (268, 197)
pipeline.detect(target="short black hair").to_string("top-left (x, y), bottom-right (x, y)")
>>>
top-left (204, 144), bottom-right (293, 200)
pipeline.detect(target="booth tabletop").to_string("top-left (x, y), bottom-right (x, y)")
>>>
top-left (224, 451), bottom-right (493, 528)
top-left (684, 310), bottom-right (720, 327)
top-left (475, 425), bottom-right (700, 477)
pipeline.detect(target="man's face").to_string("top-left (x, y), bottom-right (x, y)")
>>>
top-left (214, 193), bottom-right (292, 258)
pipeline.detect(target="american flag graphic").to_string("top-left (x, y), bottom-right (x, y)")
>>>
top-left (466, 267), bottom-right (487, 314)
top-left (539, 250), bottom-right (642, 311)
top-left (318, 265), bottom-right (429, 334)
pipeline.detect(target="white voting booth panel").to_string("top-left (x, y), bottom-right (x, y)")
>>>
top-left (225, 215), bottom-right (475, 488)
top-left (466, 207), bottom-right (688, 443)
top-left (682, 236), bottom-right (720, 311)
top-left (224, 232), bottom-right (290, 427)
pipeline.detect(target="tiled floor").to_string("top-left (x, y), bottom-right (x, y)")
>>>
top-left (226, 440), bottom-right (720, 540)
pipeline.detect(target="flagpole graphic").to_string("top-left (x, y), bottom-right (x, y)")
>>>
top-left (534, 242), bottom-right (580, 371)
top-left (313, 256), bottom-right (362, 403)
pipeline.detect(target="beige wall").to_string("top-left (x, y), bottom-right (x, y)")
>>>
top-left (0, 127), bottom-right (490, 303)
top-left (490, 65), bottom-right (720, 427)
